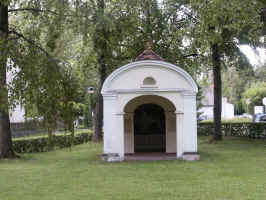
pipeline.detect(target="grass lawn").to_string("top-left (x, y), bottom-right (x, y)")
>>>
top-left (1, 136), bottom-right (266, 200)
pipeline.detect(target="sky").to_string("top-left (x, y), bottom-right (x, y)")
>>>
top-left (239, 45), bottom-right (266, 67)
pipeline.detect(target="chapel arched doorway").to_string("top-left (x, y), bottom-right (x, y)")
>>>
top-left (134, 104), bottom-right (166, 152)
top-left (123, 95), bottom-right (177, 154)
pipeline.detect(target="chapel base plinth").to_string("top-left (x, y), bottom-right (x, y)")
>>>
top-left (101, 153), bottom-right (124, 162)
top-left (182, 153), bottom-right (200, 161)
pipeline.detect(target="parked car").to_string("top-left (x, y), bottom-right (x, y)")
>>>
top-left (241, 113), bottom-right (253, 119)
top-left (198, 115), bottom-right (207, 121)
top-left (254, 114), bottom-right (266, 122)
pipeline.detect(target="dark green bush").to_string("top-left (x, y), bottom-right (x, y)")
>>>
top-left (13, 133), bottom-right (91, 154)
top-left (198, 122), bottom-right (266, 138)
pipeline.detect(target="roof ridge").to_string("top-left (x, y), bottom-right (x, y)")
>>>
top-left (135, 49), bottom-right (164, 61)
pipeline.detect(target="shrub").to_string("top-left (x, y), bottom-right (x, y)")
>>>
top-left (13, 132), bottom-right (91, 154)
top-left (198, 122), bottom-right (266, 138)
top-left (200, 118), bottom-right (252, 123)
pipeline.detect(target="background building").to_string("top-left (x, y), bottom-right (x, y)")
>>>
top-left (199, 83), bottom-right (234, 119)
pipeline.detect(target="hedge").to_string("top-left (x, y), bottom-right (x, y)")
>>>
top-left (198, 122), bottom-right (266, 138)
top-left (13, 133), bottom-right (91, 154)
top-left (13, 123), bottom-right (266, 154)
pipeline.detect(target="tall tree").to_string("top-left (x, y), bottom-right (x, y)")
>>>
top-left (89, 0), bottom-right (206, 140)
top-left (187, 0), bottom-right (263, 141)
top-left (90, 0), bottom-right (197, 140)
top-left (0, 0), bottom-right (89, 157)
top-left (0, 1), bottom-right (15, 158)
top-left (92, 0), bottom-right (107, 141)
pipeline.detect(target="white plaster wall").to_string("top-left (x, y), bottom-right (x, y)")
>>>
top-left (166, 112), bottom-right (176, 153)
top-left (103, 95), bottom-right (117, 154)
top-left (7, 67), bottom-right (26, 123)
top-left (102, 60), bottom-right (198, 160)
top-left (116, 113), bottom-right (124, 158)
top-left (199, 98), bottom-right (235, 119)
top-left (254, 106), bottom-right (264, 114)
top-left (124, 114), bottom-right (134, 154)
top-left (104, 92), bottom-right (183, 156)
top-left (222, 98), bottom-right (234, 119)
top-left (9, 105), bottom-right (25, 123)
top-left (108, 66), bottom-right (192, 91)
top-left (224, 103), bottom-right (234, 119)
top-left (198, 106), bottom-right (213, 119)
top-left (183, 93), bottom-right (197, 153)
top-left (119, 92), bottom-right (183, 114)
top-left (104, 92), bottom-right (198, 157)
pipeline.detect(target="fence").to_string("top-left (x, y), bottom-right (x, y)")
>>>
top-left (198, 122), bottom-right (266, 138)
top-left (11, 121), bottom-right (266, 139)
top-left (11, 120), bottom-right (65, 137)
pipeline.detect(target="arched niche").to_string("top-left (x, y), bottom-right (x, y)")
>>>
top-left (123, 95), bottom-right (177, 154)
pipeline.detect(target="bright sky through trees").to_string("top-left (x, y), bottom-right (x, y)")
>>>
top-left (157, 0), bottom-right (266, 67)
top-left (239, 45), bottom-right (266, 67)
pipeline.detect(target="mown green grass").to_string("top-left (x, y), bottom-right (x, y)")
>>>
top-left (1, 136), bottom-right (266, 200)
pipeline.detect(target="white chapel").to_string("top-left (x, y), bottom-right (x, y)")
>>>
top-left (101, 48), bottom-right (199, 161)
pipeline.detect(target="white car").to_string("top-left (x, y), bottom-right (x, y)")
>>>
top-left (254, 114), bottom-right (266, 122)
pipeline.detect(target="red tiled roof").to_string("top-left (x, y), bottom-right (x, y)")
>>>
top-left (135, 49), bottom-right (164, 61)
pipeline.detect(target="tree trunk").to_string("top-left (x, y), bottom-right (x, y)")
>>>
top-left (211, 43), bottom-right (222, 141)
top-left (261, 7), bottom-right (266, 35)
top-left (0, 112), bottom-right (15, 158)
top-left (0, 3), bottom-right (15, 159)
top-left (68, 117), bottom-right (75, 150)
top-left (47, 126), bottom-right (53, 151)
top-left (93, 54), bottom-right (106, 141)
top-left (93, 0), bottom-right (106, 142)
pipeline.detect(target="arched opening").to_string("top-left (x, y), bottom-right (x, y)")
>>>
top-left (143, 77), bottom-right (156, 85)
top-left (134, 104), bottom-right (165, 152)
top-left (123, 95), bottom-right (176, 113)
top-left (123, 95), bottom-right (176, 154)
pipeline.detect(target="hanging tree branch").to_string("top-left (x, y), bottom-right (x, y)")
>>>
top-left (8, 7), bottom-right (92, 19)
top-left (7, 29), bottom-right (51, 57)
top-left (8, 8), bottom-right (59, 15)
top-left (183, 53), bottom-right (204, 58)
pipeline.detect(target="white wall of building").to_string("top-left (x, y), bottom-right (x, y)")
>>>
top-left (102, 60), bottom-right (198, 161)
top-left (9, 105), bottom-right (25, 123)
top-left (7, 67), bottom-right (26, 123)
top-left (199, 97), bottom-right (234, 119)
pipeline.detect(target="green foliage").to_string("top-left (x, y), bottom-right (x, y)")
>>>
top-left (201, 118), bottom-right (252, 123)
top-left (198, 122), bottom-right (266, 138)
top-left (182, 0), bottom-right (264, 69)
top-left (5, 1), bottom-right (93, 146)
top-left (182, 0), bottom-right (265, 140)
top-left (82, 94), bottom-right (95, 128)
top-left (190, 0), bottom-right (262, 45)
top-left (255, 64), bottom-right (266, 81)
top-left (242, 82), bottom-right (266, 114)
top-left (13, 132), bottom-right (91, 153)
top-left (2, 0), bottom-right (266, 148)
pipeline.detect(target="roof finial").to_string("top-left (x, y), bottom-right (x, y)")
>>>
top-left (145, 41), bottom-right (153, 50)
top-left (135, 40), bottom-right (164, 61)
